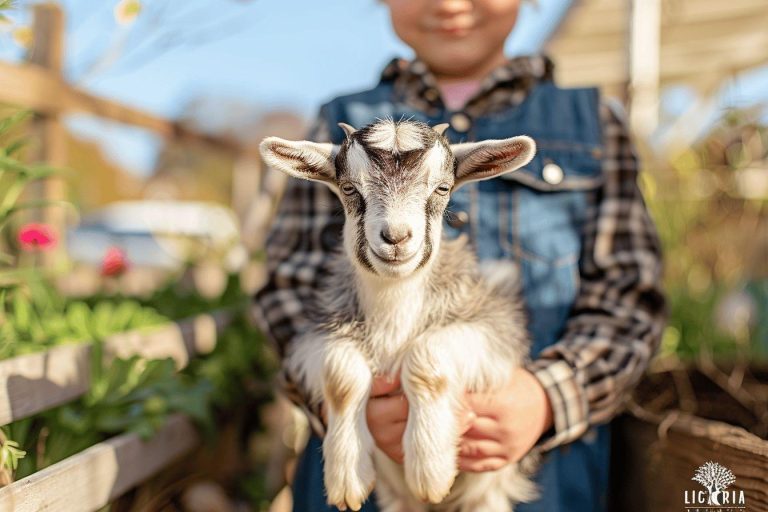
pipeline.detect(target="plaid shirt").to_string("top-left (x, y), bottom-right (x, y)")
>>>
top-left (252, 56), bottom-right (666, 449)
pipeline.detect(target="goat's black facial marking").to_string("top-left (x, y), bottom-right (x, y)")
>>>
top-left (416, 192), bottom-right (449, 270)
top-left (334, 140), bottom-right (352, 181)
top-left (355, 215), bottom-right (375, 273)
top-left (360, 146), bottom-right (431, 181)
top-left (328, 119), bottom-right (458, 277)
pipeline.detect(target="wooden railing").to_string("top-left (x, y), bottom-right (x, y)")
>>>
top-left (0, 311), bottom-right (233, 512)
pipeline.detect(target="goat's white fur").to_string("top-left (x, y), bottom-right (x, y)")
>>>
top-left (260, 120), bottom-right (537, 512)
top-left (364, 120), bottom-right (426, 152)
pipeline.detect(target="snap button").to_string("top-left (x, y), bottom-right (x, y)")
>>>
top-left (542, 163), bottom-right (564, 185)
top-left (447, 210), bottom-right (469, 228)
top-left (591, 147), bottom-right (604, 159)
top-left (449, 113), bottom-right (471, 133)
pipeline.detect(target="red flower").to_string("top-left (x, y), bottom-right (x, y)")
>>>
top-left (18, 223), bottom-right (57, 251)
top-left (101, 246), bottom-right (129, 277)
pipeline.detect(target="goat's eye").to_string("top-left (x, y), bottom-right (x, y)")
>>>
top-left (340, 182), bottom-right (356, 195)
top-left (435, 183), bottom-right (451, 196)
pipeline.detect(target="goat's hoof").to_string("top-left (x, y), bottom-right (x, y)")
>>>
top-left (325, 468), bottom-right (375, 512)
top-left (406, 463), bottom-right (456, 504)
top-left (417, 484), bottom-right (453, 505)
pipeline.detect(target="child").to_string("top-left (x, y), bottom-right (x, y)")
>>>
top-left (253, 1), bottom-right (666, 510)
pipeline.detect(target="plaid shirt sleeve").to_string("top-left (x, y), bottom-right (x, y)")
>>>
top-left (525, 101), bottom-right (667, 450)
top-left (252, 109), bottom-right (341, 437)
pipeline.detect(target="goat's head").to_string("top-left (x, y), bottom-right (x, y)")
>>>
top-left (260, 119), bottom-right (535, 278)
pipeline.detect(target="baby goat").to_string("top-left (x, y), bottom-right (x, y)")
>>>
top-left (260, 120), bottom-right (536, 512)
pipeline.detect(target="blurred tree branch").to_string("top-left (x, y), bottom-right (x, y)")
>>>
top-left (14, 0), bottom-right (259, 82)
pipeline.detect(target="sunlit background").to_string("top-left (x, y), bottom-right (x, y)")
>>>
top-left (0, 0), bottom-right (766, 510)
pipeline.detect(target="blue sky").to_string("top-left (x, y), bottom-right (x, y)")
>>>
top-left (1, 0), bottom-right (766, 176)
top-left (54, 0), bottom-right (566, 117)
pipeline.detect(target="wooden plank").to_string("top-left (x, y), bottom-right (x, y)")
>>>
top-left (0, 344), bottom-right (91, 426)
top-left (0, 61), bottom-right (240, 152)
top-left (0, 414), bottom-right (198, 512)
top-left (0, 310), bottom-right (233, 426)
top-left (103, 309), bottom-right (231, 368)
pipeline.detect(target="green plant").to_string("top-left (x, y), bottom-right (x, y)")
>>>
top-left (0, 434), bottom-right (24, 475)
top-left (186, 310), bottom-right (276, 410)
top-left (645, 108), bottom-right (768, 362)
top-left (6, 353), bottom-right (214, 479)
top-left (0, 273), bottom-right (275, 481)
top-left (0, 280), bottom-right (168, 359)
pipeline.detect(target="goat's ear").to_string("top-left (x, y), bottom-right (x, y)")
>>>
top-left (259, 137), bottom-right (338, 187)
top-left (450, 136), bottom-right (536, 189)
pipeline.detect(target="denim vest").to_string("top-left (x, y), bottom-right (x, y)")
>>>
top-left (293, 79), bottom-right (611, 512)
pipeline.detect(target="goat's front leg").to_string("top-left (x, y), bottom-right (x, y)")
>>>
top-left (323, 340), bottom-right (375, 511)
top-left (400, 326), bottom-right (472, 505)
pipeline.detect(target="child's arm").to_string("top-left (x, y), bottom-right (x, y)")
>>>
top-left (253, 109), bottom-right (340, 437)
top-left (526, 101), bottom-right (667, 450)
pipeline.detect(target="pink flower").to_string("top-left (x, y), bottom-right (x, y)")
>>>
top-left (101, 246), bottom-right (129, 277)
top-left (18, 223), bottom-right (57, 251)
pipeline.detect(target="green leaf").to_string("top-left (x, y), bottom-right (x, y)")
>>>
top-left (56, 407), bottom-right (90, 435)
top-left (91, 301), bottom-right (115, 339)
top-left (135, 358), bottom-right (176, 388)
top-left (94, 357), bottom-right (137, 403)
top-left (0, 440), bottom-right (26, 471)
top-left (65, 301), bottom-right (92, 340)
top-left (0, 200), bottom-right (71, 234)
top-left (128, 420), bottom-right (156, 440)
top-left (0, 154), bottom-right (36, 177)
top-left (4, 139), bottom-right (28, 157)
top-left (12, 292), bottom-right (31, 334)
top-left (0, 110), bottom-right (30, 136)
top-left (93, 408), bottom-right (137, 433)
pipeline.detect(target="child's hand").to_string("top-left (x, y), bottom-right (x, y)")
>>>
top-left (459, 368), bottom-right (553, 473)
top-left (366, 374), bottom-right (476, 464)
top-left (335, 369), bottom-right (551, 471)
top-left (366, 375), bottom-right (408, 463)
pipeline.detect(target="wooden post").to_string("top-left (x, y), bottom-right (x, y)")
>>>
top-left (628, 0), bottom-right (661, 140)
top-left (28, 3), bottom-right (67, 266)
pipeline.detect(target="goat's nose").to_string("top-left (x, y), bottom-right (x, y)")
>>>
top-left (380, 225), bottom-right (412, 245)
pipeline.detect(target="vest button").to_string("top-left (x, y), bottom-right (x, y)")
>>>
top-left (447, 210), bottom-right (469, 228)
top-left (450, 113), bottom-right (471, 133)
top-left (542, 163), bottom-right (564, 185)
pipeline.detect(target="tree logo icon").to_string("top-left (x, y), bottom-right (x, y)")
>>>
top-left (692, 461), bottom-right (737, 506)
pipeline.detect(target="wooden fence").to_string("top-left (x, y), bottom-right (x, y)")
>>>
top-left (0, 311), bottom-right (233, 512)
top-left (0, 4), bottom-right (249, 510)
top-left (0, 311), bottom-right (235, 511)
